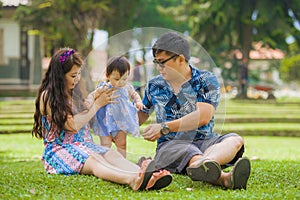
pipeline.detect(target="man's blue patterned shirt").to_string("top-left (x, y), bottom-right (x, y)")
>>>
top-left (142, 65), bottom-right (220, 144)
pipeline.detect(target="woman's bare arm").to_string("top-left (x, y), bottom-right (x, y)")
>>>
top-left (68, 87), bottom-right (114, 132)
top-left (40, 88), bottom-right (114, 133)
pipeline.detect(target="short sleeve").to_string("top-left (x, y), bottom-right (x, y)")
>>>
top-left (198, 71), bottom-right (220, 109)
top-left (141, 82), bottom-right (153, 114)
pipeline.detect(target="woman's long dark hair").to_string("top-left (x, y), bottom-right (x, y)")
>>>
top-left (32, 48), bottom-right (83, 139)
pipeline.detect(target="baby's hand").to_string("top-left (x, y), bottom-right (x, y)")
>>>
top-left (135, 101), bottom-right (145, 110)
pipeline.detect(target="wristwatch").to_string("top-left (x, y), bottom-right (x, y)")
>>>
top-left (160, 122), bottom-right (170, 135)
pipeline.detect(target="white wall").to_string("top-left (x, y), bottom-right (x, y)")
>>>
top-left (0, 18), bottom-right (20, 64)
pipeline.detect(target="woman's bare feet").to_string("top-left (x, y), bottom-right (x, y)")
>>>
top-left (130, 159), bottom-right (153, 191)
top-left (130, 160), bottom-right (172, 191)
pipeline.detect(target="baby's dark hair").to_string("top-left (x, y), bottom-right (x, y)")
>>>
top-left (106, 56), bottom-right (130, 77)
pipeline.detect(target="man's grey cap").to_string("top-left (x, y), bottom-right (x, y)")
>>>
top-left (152, 32), bottom-right (190, 61)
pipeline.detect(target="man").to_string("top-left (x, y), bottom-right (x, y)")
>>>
top-left (138, 32), bottom-right (251, 189)
top-left (238, 57), bottom-right (248, 98)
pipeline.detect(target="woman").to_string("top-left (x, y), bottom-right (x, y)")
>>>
top-left (32, 47), bottom-right (172, 191)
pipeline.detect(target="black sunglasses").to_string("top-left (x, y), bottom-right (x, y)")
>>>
top-left (153, 55), bottom-right (178, 68)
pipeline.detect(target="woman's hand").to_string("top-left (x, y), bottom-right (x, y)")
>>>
top-left (84, 96), bottom-right (94, 109)
top-left (94, 87), bottom-right (119, 109)
top-left (69, 87), bottom-right (119, 132)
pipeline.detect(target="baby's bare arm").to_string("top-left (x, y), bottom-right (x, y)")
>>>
top-left (128, 84), bottom-right (144, 110)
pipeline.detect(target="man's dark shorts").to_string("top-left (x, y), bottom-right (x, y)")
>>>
top-left (154, 133), bottom-right (244, 174)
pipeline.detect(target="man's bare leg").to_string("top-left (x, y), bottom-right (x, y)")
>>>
top-left (188, 136), bottom-right (244, 167)
top-left (187, 136), bottom-right (244, 185)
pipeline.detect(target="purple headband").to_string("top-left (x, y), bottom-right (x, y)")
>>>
top-left (59, 49), bottom-right (75, 64)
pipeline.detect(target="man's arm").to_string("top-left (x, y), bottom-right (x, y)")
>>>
top-left (142, 102), bottom-right (215, 142)
top-left (167, 102), bottom-right (214, 132)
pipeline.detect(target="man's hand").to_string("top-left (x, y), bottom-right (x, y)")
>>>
top-left (142, 124), bottom-right (162, 142)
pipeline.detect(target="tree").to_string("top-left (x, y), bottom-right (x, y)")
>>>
top-left (102, 0), bottom-right (190, 57)
top-left (102, 0), bottom-right (140, 36)
top-left (15, 0), bottom-right (111, 56)
top-left (164, 0), bottom-right (300, 98)
top-left (14, 0), bottom-right (190, 57)
top-left (132, 0), bottom-right (189, 32)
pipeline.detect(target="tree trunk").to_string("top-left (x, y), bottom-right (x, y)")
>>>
top-left (239, 23), bottom-right (252, 99)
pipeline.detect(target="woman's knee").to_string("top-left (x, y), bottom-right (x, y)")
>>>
top-left (81, 155), bottom-right (99, 175)
top-left (104, 149), bottom-right (123, 158)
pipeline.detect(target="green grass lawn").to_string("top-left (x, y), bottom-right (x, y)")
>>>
top-left (1, 98), bottom-right (300, 136)
top-left (0, 134), bottom-right (299, 200)
top-left (1, 98), bottom-right (300, 199)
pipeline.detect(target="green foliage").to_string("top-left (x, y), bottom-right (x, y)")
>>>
top-left (133, 0), bottom-right (189, 33)
top-left (280, 54), bottom-right (300, 83)
top-left (165, 0), bottom-right (300, 98)
top-left (14, 0), bottom-right (111, 55)
top-left (12, 0), bottom-right (188, 56)
top-left (101, 0), bottom-right (140, 36)
top-left (168, 0), bottom-right (300, 53)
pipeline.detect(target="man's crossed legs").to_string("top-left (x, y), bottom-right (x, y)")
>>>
top-left (154, 133), bottom-right (251, 190)
top-left (187, 134), bottom-right (251, 189)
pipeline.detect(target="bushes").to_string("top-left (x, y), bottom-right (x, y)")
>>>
top-left (280, 54), bottom-right (300, 83)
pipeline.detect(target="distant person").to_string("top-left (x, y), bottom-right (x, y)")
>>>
top-left (138, 32), bottom-right (251, 190)
top-left (238, 58), bottom-right (248, 98)
top-left (85, 56), bottom-right (144, 158)
top-left (32, 48), bottom-right (172, 191)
